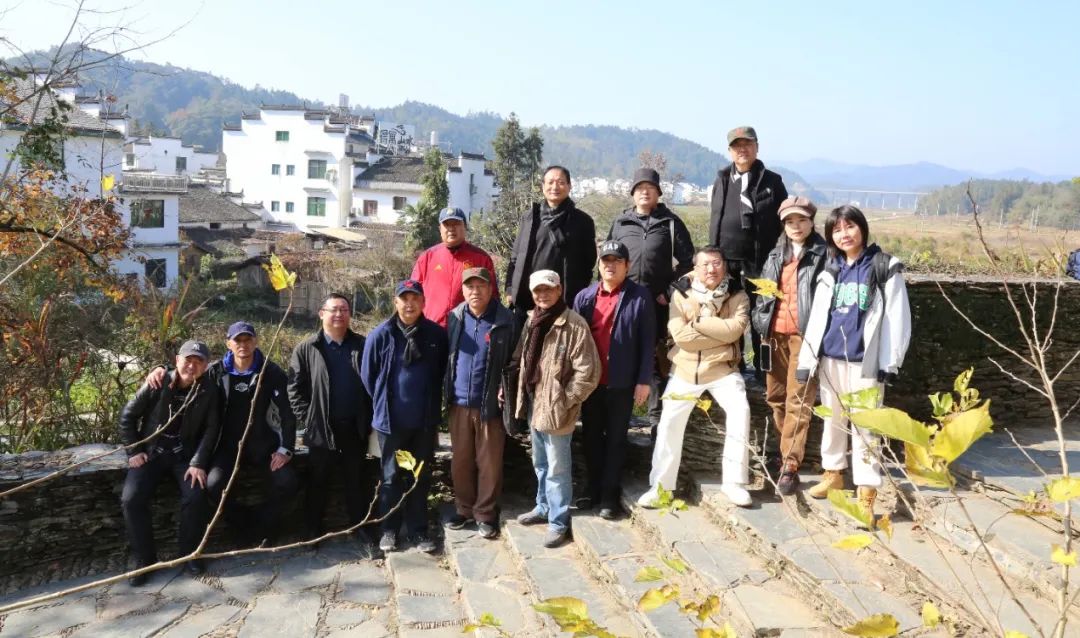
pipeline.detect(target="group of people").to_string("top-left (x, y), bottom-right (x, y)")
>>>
top-left (117, 125), bottom-right (912, 585)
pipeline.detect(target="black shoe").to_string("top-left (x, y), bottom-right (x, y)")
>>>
top-left (574, 496), bottom-right (594, 511)
top-left (412, 533), bottom-right (437, 553)
top-left (128, 571), bottom-right (149, 587)
top-left (446, 514), bottom-right (473, 530)
top-left (777, 467), bottom-right (801, 496)
top-left (598, 507), bottom-right (620, 521)
top-left (478, 521), bottom-right (499, 539)
top-left (185, 559), bottom-right (205, 576)
top-left (379, 531), bottom-right (398, 552)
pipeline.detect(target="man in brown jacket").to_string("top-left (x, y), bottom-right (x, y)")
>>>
top-left (514, 269), bottom-right (601, 547)
top-left (637, 246), bottom-right (754, 508)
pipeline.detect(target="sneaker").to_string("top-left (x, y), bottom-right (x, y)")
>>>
top-left (543, 529), bottom-right (570, 548)
top-left (412, 533), bottom-right (437, 554)
top-left (516, 510), bottom-right (546, 526)
top-left (721, 483), bottom-right (753, 507)
top-left (776, 460), bottom-right (801, 496)
top-left (636, 489), bottom-right (660, 509)
top-left (478, 521), bottom-right (500, 539)
top-left (446, 513), bottom-right (473, 530)
top-left (808, 470), bottom-right (845, 499)
top-left (379, 531), bottom-right (398, 552)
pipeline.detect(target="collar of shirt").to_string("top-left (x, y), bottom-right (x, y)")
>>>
top-left (598, 282), bottom-right (622, 297)
top-left (323, 332), bottom-right (345, 347)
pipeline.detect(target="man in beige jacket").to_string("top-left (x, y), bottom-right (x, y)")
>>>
top-left (514, 270), bottom-right (601, 547)
top-left (637, 246), bottom-right (754, 508)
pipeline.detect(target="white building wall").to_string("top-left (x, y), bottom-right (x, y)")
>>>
top-left (126, 194), bottom-right (180, 246)
top-left (446, 156), bottom-right (497, 217)
top-left (125, 137), bottom-right (217, 175)
top-left (113, 247), bottom-right (179, 289)
top-left (351, 188), bottom-right (419, 224)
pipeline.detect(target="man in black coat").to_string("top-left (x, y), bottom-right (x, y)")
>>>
top-left (504, 165), bottom-right (597, 329)
top-left (709, 126), bottom-right (789, 373)
top-left (288, 293), bottom-right (373, 541)
top-left (120, 340), bottom-right (220, 586)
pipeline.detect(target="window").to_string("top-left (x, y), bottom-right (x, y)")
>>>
top-left (209, 223), bottom-right (221, 229)
top-left (271, 164), bottom-right (281, 175)
top-left (175, 156), bottom-right (187, 172)
top-left (124, 153), bottom-right (135, 167)
top-left (363, 200), bottom-right (378, 215)
top-left (307, 159), bottom-right (327, 179)
top-left (285, 201), bottom-right (294, 213)
top-left (131, 200), bottom-right (165, 228)
top-left (145, 259), bottom-right (167, 288)
top-left (271, 201), bottom-right (280, 212)
top-left (286, 164), bottom-right (295, 176)
top-left (275, 130), bottom-right (289, 142)
top-left (307, 197), bottom-right (326, 216)
top-left (392, 196), bottom-right (407, 211)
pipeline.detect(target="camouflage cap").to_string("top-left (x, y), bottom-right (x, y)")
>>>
top-left (727, 126), bottom-right (758, 145)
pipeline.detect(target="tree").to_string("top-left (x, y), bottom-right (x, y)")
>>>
top-left (472, 113), bottom-right (543, 261)
top-left (398, 146), bottom-right (448, 253)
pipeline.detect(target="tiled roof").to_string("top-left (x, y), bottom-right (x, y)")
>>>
top-left (179, 184), bottom-right (263, 224)
top-left (459, 151), bottom-right (487, 161)
top-left (2, 76), bottom-right (121, 137)
top-left (355, 156), bottom-right (425, 186)
top-left (181, 227), bottom-right (251, 258)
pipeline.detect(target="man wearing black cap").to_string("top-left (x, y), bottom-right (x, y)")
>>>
top-left (410, 207), bottom-right (497, 328)
top-left (708, 127), bottom-right (789, 373)
top-left (606, 168), bottom-right (694, 429)
top-left (120, 340), bottom-right (220, 586)
top-left (288, 293), bottom-right (373, 542)
top-left (361, 279), bottom-right (448, 553)
top-left (572, 240), bottom-right (656, 518)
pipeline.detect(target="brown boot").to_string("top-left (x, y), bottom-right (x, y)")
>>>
top-left (808, 470), bottom-right (845, 499)
top-left (858, 487), bottom-right (877, 520)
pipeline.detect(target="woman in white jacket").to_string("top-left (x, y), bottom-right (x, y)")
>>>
top-left (795, 206), bottom-right (911, 517)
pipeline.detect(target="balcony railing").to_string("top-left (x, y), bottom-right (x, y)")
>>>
top-left (120, 173), bottom-right (189, 193)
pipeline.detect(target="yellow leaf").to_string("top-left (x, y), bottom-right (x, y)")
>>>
top-left (1046, 476), bottom-right (1080, 503)
top-left (637, 586), bottom-right (676, 612)
top-left (747, 277), bottom-right (783, 299)
top-left (828, 489), bottom-right (873, 529)
top-left (533, 596), bottom-right (588, 620)
top-left (696, 624), bottom-right (736, 638)
top-left (842, 613), bottom-right (900, 637)
top-left (663, 392), bottom-right (699, 402)
top-left (261, 253), bottom-right (297, 291)
top-left (101, 174), bottom-right (115, 192)
top-left (905, 442), bottom-right (954, 488)
top-left (412, 459), bottom-right (425, 480)
top-left (876, 514), bottom-right (893, 540)
top-left (395, 450), bottom-right (417, 471)
top-left (813, 404), bottom-right (834, 419)
top-left (695, 397), bottom-right (713, 414)
top-left (921, 601), bottom-right (941, 628)
top-left (634, 566), bottom-right (664, 582)
top-left (953, 367), bottom-right (974, 394)
top-left (1051, 545), bottom-right (1077, 566)
top-left (1004, 631), bottom-right (1031, 638)
top-left (462, 624), bottom-right (479, 633)
top-left (670, 498), bottom-right (688, 512)
top-left (841, 386), bottom-right (880, 411)
top-left (696, 594), bottom-right (721, 621)
top-left (661, 556), bottom-right (689, 574)
top-left (850, 408), bottom-right (933, 448)
top-left (930, 401), bottom-right (993, 463)
top-left (832, 534), bottom-right (875, 551)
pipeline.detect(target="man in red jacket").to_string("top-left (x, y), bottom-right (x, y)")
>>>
top-left (411, 207), bottom-right (497, 328)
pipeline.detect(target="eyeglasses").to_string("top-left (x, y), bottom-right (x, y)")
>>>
top-left (695, 261), bottom-right (725, 270)
top-left (321, 307), bottom-right (350, 315)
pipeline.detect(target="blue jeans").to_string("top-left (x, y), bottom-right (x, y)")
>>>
top-left (529, 427), bottom-right (573, 534)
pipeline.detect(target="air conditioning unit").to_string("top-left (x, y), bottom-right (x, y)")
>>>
top-left (325, 168), bottom-right (338, 183)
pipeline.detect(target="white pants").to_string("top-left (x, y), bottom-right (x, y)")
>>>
top-left (818, 357), bottom-right (884, 488)
top-left (648, 372), bottom-right (750, 491)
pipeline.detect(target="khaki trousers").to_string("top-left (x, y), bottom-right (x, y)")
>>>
top-left (764, 332), bottom-right (819, 466)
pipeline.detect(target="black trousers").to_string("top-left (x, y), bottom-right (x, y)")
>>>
top-left (120, 450), bottom-right (209, 566)
top-left (646, 300), bottom-right (670, 423)
top-left (728, 259), bottom-right (761, 372)
top-left (378, 427), bottom-right (435, 536)
top-left (304, 422), bottom-right (368, 537)
top-left (207, 450), bottom-right (298, 542)
top-left (580, 385), bottom-right (635, 510)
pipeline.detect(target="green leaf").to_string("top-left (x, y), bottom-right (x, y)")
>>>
top-left (841, 386), bottom-right (880, 411)
top-left (813, 404), bottom-right (834, 419)
top-left (928, 392), bottom-right (954, 418)
top-left (930, 401), bottom-right (993, 463)
top-left (395, 449), bottom-right (417, 471)
top-left (832, 533), bottom-right (875, 551)
top-left (477, 612), bottom-right (500, 626)
top-left (661, 556), bottom-right (689, 574)
top-left (842, 613), bottom-right (900, 637)
top-left (953, 367), bottom-right (973, 394)
top-left (921, 601), bottom-right (941, 628)
top-left (1046, 476), bottom-right (1080, 502)
top-left (827, 489), bottom-right (873, 528)
top-left (634, 566), bottom-right (664, 582)
top-left (670, 498), bottom-right (688, 512)
top-left (637, 586), bottom-right (677, 612)
top-left (849, 408), bottom-right (933, 448)
top-left (533, 596), bottom-right (587, 621)
top-left (905, 442), bottom-right (954, 488)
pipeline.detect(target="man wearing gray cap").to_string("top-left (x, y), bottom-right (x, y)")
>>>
top-left (119, 340), bottom-right (221, 586)
top-left (708, 127), bottom-right (789, 374)
top-left (410, 206), bottom-right (497, 328)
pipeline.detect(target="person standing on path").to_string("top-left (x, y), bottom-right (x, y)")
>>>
top-left (573, 240), bottom-right (655, 519)
top-left (362, 279), bottom-right (448, 553)
top-left (443, 267), bottom-right (519, 539)
top-left (514, 270), bottom-right (600, 548)
top-left (504, 166), bottom-right (597, 329)
top-left (410, 206), bottom-right (498, 328)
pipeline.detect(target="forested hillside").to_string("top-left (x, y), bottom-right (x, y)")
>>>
top-left (917, 179), bottom-right (1080, 229)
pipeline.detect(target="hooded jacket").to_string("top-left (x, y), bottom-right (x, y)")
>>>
top-left (605, 204), bottom-right (694, 299)
top-left (752, 232), bottom-right (828, 337)
top-left (667, 275), bottom-right (750, 385)
top-left (119, 370), bottom-right (221, 469)
top-left (709, 160), bottom-right (788, 269)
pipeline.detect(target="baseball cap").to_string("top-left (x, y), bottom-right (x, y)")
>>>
top-left (462, 266), bottom-right (491, 284)
top-left (528, 270), bottom-right (561, 291)
top-left (226, 321), bottom-right (257, 340)
top-left (395, 279), bottom-right (424, 297)
top-left (438, 207), bottom-right (467, 225)
top-left (177, 340), bottom-right (210, 361)
top-left (727, 126), bottom-right (758, 145)
top-left (598, 240), bottom-right (630, 261)
top-left (778, 196), bottom-right (818, 220)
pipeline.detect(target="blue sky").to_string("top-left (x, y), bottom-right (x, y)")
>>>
top-left (3, 0), bottom-right (1077, 175)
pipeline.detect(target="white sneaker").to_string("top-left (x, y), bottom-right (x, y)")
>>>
top-left (637, 488), bottom-right (660, 509)
top-left (721, 483), bottom-right (752, 508)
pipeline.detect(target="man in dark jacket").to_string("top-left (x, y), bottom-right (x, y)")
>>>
top-left (288, 293), bottom-right (373, 541)
top-left (120, 340), bottom-right (220, 586)
top-left (443, 267), bottom-right (518, 539)
top-left (504, 165), bottom-right (597, 328)
top-left (573, 241), bottom-right (655, 519)
top-left (709, 126), bottom-right (789, 373)
top-left (606, 168), bottom-right (694, 427)
top-left (361, 280), bottom-right (448, 553)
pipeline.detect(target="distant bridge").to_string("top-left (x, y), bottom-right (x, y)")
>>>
top-left (814, 188), bottom-right (928, 211)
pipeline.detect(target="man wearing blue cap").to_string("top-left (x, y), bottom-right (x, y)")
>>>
top-left (410, 206), bottom-right (497, 328)
top-left (361, 279), bottom-right (448, 553)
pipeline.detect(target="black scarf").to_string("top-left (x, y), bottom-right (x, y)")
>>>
top-left (396, 317), bottom-right (422, 366)
top-left (523, 297), bottom-right (567, 391)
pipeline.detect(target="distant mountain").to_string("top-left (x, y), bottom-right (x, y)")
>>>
top-left (778, 158), bottom-right (1070, 192)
